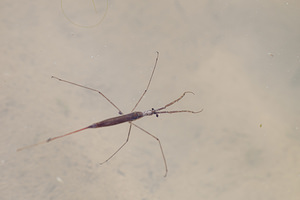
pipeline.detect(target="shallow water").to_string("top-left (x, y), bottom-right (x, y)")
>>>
top-left (1, 0), bottom-right (300, 199)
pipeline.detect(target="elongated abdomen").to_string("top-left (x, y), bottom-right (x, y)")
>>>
top-left (88, 112), bottom-right (144, 128)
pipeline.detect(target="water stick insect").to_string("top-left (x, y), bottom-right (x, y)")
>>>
top-left (17, 52), bottom-right (203, 177)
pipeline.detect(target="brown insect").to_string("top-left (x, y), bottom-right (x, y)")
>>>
top-left (17, 52), bottom-right (203, 177)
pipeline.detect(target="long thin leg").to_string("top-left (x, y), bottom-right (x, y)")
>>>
top-left (155, 91), bottom-right (203, 115)
top-left (156, 91), bottom-right (195, 112)
top-left (131, 122), bottom-right (168, 177)
top-left (157, 109), bottom-right (203, 115)
top-left (99, 123), bottom-right (132, 165)
top-left (51, 76), bottom-right (123, 115)
top-left (131, 51), bottom-right (159, 112)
